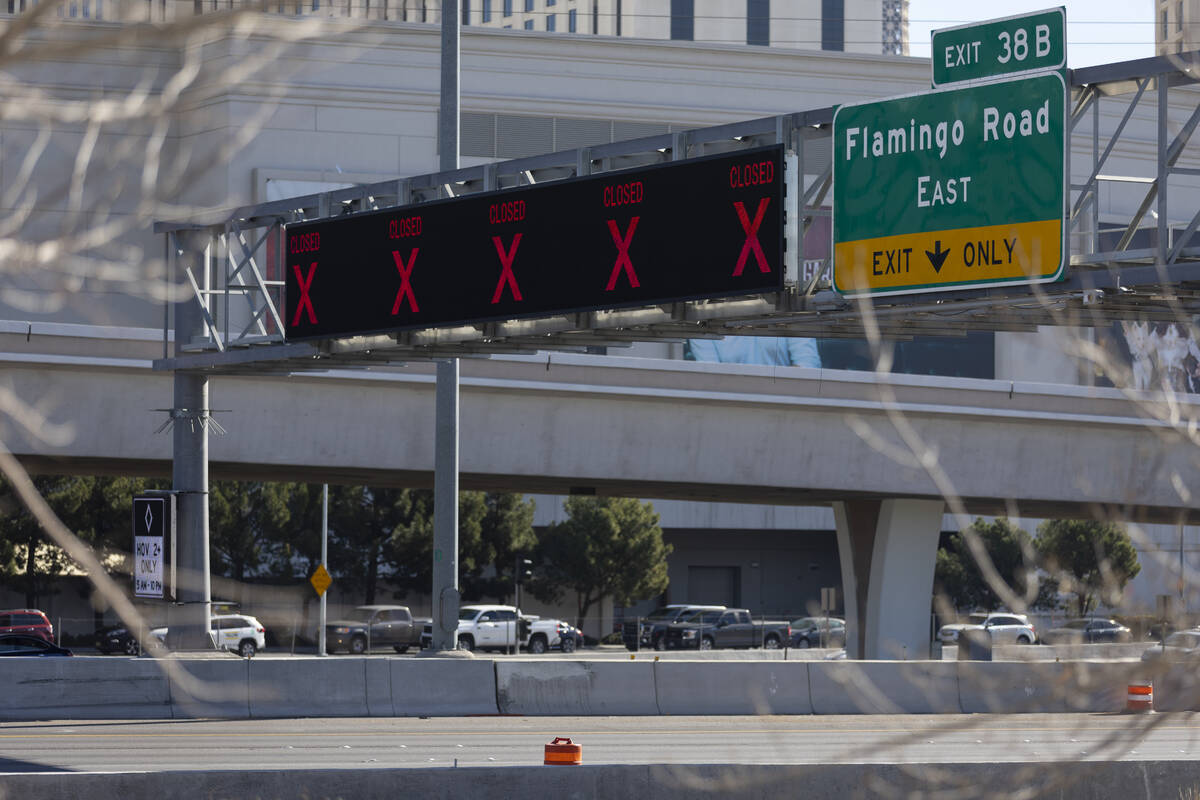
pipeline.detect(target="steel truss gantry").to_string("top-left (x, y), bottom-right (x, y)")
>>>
top-left (155, 52), bottom-right (1200, 374)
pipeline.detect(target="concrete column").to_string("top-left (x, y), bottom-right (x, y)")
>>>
top-left (170, 280), bottom-right (212, 650)
top-left (834, 498), bottom-right (944, 660)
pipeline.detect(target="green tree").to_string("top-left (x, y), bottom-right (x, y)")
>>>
top-left (459, 492), bottom-right (537, 602)
top-left (934, 518), bottom-right (1046, 612)
top-left (208, 480), bottom-right (292, 586)
top-left (532, 496), bottom-right (671, 629)
top-left (0, 475), bottom-right (94, 607)
top-left (1034, 518), bottom-right (1141, 615)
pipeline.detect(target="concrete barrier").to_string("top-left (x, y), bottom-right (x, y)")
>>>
top-left (390, 659), bottom-right (499, 716)
top-left (809, 660), bottom-right (961, 714)
top-left (496, 660), bottom-right (659, 715)
top-left (1140, 662), bottom-right (1200, 712)
top-left (365, 658), bottom-right (392, 716)
top-left (247, 658), bottom-right (369, 718)
top-left (167, 657), bottom-right (250, 719)
top-left (654, 661), bottom-right (813, 715)
top-left (0, 657), bottom-right (170, 720)
top-left (957, 661), bottom-right (1130, 714)
top-left (8, 762), bottom-right (1200, 800)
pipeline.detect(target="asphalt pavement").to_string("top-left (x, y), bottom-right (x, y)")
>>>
top-left (1, 713), bottom-right (1196, 774)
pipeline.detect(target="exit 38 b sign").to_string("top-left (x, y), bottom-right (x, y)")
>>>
top-left (284, 145), bottom-right (784, 341)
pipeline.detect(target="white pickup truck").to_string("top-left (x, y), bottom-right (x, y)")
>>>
top-left (420, 604), bottom-right (574, 654)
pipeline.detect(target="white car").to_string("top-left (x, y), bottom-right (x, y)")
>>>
top-left (152, 614), bottom-right (267, 658)
top-left (420, 604), bottom-right (566, 653)
top-left (939, 612), bottom-right (1036, 645)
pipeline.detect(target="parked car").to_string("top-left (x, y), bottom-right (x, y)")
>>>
top-left (152, 614), bottom-right (267, 657)
top-left (1142, 629), bottom-right (1200, 663)
top-left (95, 624), bottom-right (141, 655)
top-left (939, 613), bottom-right (1037, 645)
top-left (1041, 617), bottom-right (1132, 644)
top-left (662, 608), bottom-right (791, 650)
top-left (0, 609), bottom-right (54, 643)
top-left (621, 604), bottom-right (726, 651)
top-left (419, 605), bottom-right (567, 653)
top-left (554, 620), bottom-right (582, 653)
top-left (790, 617), bottom-right (846, 648)
top-left (0, 634), bottom-right (73, 657)
top-left (325, 605), bottom-right (430, 654)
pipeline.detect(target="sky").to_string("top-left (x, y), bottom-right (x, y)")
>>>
top-left (907, 1), bottom-right (1157, 68)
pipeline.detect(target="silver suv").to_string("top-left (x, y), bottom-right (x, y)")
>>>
top-left (940, 612), bottom-right (1036, 645)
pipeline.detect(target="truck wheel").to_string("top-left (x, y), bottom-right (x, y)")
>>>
top-left (561, 636), bottom-right (576, 654)
top-left (763, 634), bottom-right (781, 649)
top-left (528, 634), bottom-right (548, 654)
top-left (653, 636), bottom-right (666, 651)
top-left (699, 636), bottom-right (714, 651)
top-left (1017, 635), bottom-right (1031, 644)
top-left (238, 640), bottom-right (257, 658)
top-left (457, 634), bottom-right (475, 652)
top-left (797, 638), bottom-right (811, 649)
top-left (350, 635), bottom-right (367, 655)
top-left (393, 645), bottom-right (409, 654)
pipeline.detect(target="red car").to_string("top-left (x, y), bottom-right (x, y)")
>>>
top-left (0, 609), bottom-right (54, 643)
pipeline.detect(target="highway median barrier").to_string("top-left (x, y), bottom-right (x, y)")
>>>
top-left (247, 658), bottom-right (369, 718)
top-left (168, 657), bottom-right (251, 719)
top-left (390, 658), bottom-right (500, 716)
top-left (957, 661), bottom-right (1128, 714)
top-left (809, 660), bottom-right (960, 714)
top-left (496, 660), bottom-right (659, 715)
top-left (0, 657), bottom-right (170, 720)
top-left (653, 661), bottom-right (813, 715)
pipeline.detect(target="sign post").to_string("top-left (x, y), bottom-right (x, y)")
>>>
top-left (833, 72), bottom-right (1067, 298)
top-left (931, 7), bottom-right (1065, 88)
top-left (132, 493), bottom-right (176, 600)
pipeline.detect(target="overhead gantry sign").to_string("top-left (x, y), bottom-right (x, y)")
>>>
top-left (284, 145), bottom-right (785, 341)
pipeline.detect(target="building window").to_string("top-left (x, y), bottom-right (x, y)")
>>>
top-left (546, 0), bottom-right (554, 4)
top-left (546, 11), bottom-right (554, 28)
top-left (503, 0), bottom-right (511, 16)
top-left (462, 0), bottom-right (469, 23)
top-left (481, 0), bottom-right (490, 20)
top-left (524, 17), bottom-right (533, 28)
top-left (1162, 9), bottom-right (1169, 40)
top-left (592, 0), bottom-right (597, 33)
top-left (670, 0), bottom-right (693, 40)
top-left (822, 0), bottom-right (845, 51)
top-left (523, 0), bottom-right (531, 10)
top-left (746, 0), bottom-right (768, 46)
top-left (1178, 0), bottom-right (1184, 32)
top-left (568, 7), bottom-right (575, 30)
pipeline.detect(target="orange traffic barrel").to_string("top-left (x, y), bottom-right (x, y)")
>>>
top-left (1127, 681), bottom-right (1154, 712)
top-left (544, 737), bottom-right (582, 765)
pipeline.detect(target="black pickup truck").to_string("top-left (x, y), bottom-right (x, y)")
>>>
top-left (661, 608), bottom-right (791, 650)
top-left (621, 604), bottom-right (726, 651)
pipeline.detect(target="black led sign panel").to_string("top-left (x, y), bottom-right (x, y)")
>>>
top-left (284, 145), bottom-right (784, 341)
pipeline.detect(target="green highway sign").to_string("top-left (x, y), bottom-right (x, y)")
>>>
top-left (932, 7), bottom-right (1065, 87)
top-left (833, 71), bottom-right (1066, 298)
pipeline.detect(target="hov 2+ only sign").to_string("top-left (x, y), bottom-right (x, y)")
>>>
top-left (832, 71), bottom-right (1066, 298)
top-left (932, 7), bottom-right (1065, 87)
top-left (133, 494), bottom-right (175, 600)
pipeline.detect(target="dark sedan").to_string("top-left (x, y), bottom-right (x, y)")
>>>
top-left (0, 634), bottom-right (73, 657)
top-left (1041, 618), bottom-right (1132, 644)
top-left (790, 617), bottom-right (846, 648)
top-left (95, 625), bottom-right (141, 655)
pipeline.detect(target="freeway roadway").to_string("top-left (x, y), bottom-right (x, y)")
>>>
top-left (1, 714), bottom-right (1196, 773)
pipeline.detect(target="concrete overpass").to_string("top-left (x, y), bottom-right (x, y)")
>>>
top-left (7, 322), bottom-right (1200, 658)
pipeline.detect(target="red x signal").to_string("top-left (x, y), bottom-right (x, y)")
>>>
top-left (491, 234), bottom-right (524, 304)
top-left (605, 217), bottom-right (641, 290)
top-left (732, 198), bottom-right (771, 276)
top-left (291, 262), bottom-right (318, 326)
top-left (391, 248), bottom-right (420, 314)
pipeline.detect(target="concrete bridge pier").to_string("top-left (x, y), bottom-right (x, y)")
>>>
top-left (834, 498), bottom-right (944, 660)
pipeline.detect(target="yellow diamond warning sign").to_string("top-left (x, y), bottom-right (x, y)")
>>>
top-left (310, 563), bottom-right (332, 597)
top-left (833, 219), bottom-right (1062, 295)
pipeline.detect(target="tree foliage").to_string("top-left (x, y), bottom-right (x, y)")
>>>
top-left (531, 496), bottom-right (671, 629)
top-left (934, 518), bottom-right (1049, 613)
top-left (1034, 518), bottom-right (1141, 615)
